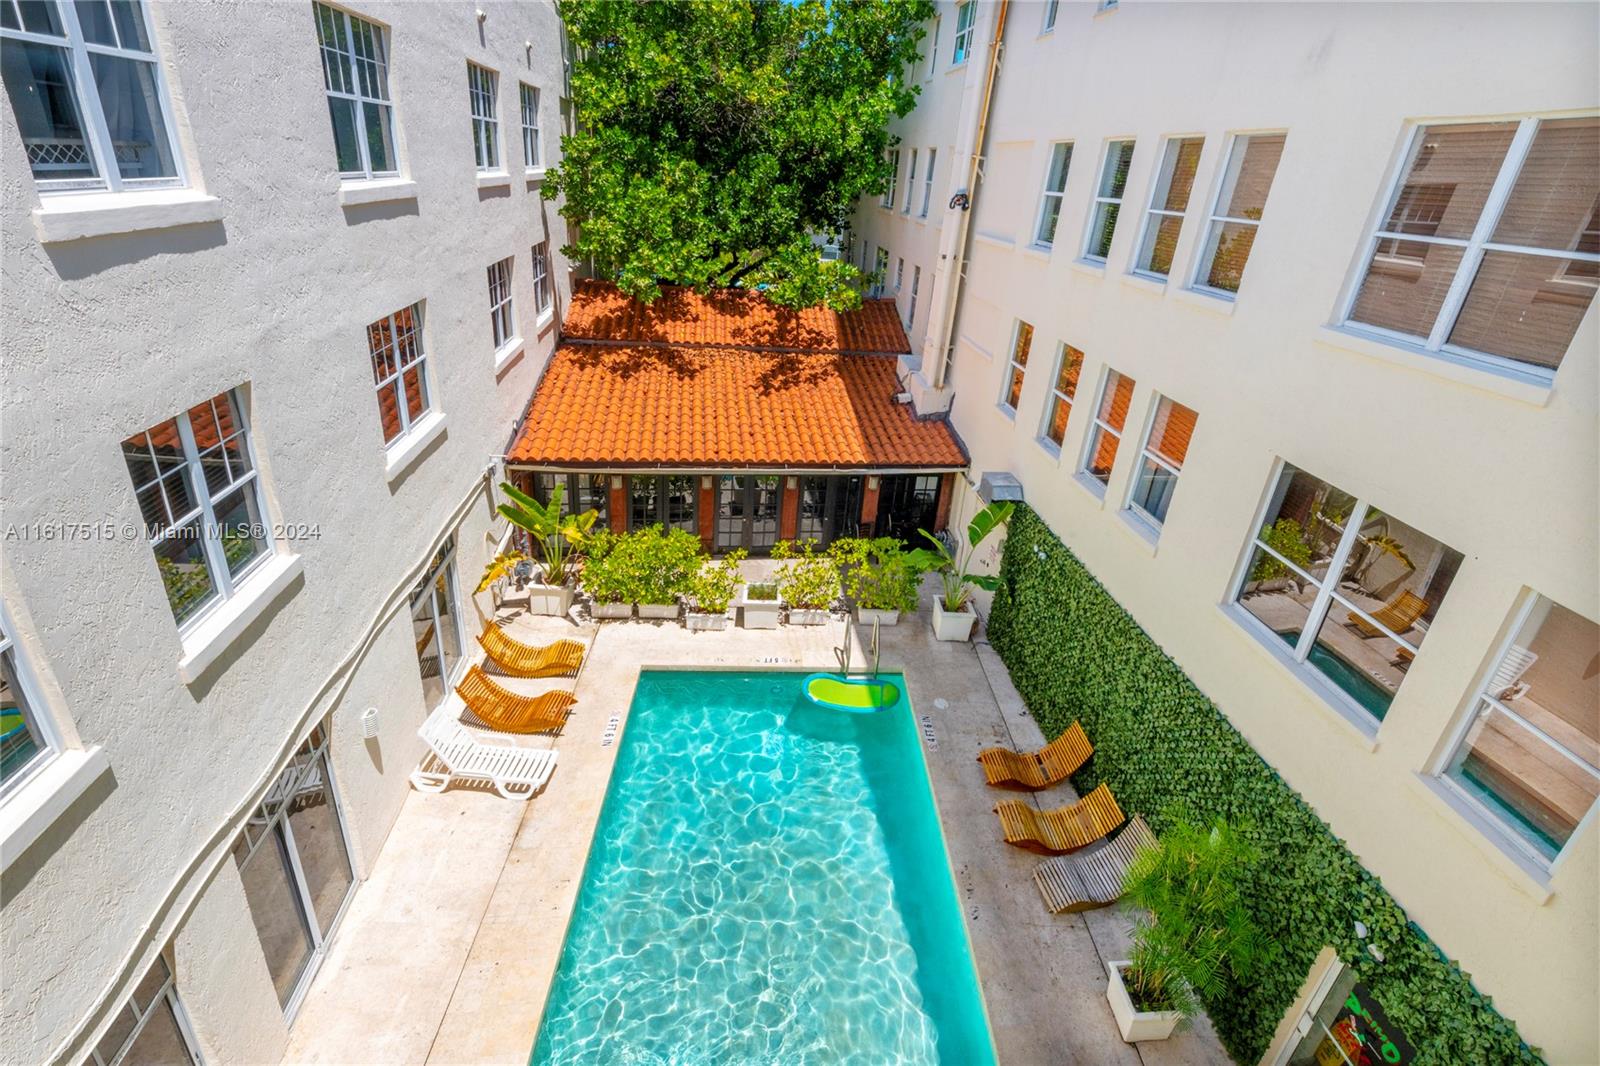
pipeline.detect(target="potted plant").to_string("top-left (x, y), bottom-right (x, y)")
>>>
top-left (686, 550), bottom-right (745, 631)
top-left (491, 481), bottom-right (597, 616)
top-left (772, 539), bottom-right (841, 625)
top-left (739, 580), bottom-right (781, 629)
top-left (907, 501), bottom-right (1014, 641)
top-left (830, 536), bottom-right (922, 627)
top-left (579, 528), bottom-right (633, 619)
top-left (1107, 818), bottom-right (1260, 1043)
top-left (630, 525), bottom-right (702, 620)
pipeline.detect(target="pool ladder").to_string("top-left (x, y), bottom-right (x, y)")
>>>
top-left (836, 616), bottom-right (881, 678)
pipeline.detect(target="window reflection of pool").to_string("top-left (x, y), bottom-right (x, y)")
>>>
top-left (1276, 630), bottom-right (1394, 721)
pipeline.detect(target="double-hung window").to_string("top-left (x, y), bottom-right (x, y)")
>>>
top-left (903, 149), bottom-right (917, 214)
top-left (0, 611), bottom-right (56, 796)
top-left (1437, 594), bottom-right (1598, 868)
top-left (951, 0), bottom-right (975, 65)
top-left (1194, 132), bottom-right (1286, 296)
top-left (1233, 463), bottom-right (1463, 727)
top-left (367, 303), bottom-right (430, 445)
top-left (531, 239), bottom-right (552, 316)
top-left (1084, 139), bottom-right (1135, 261)
top-left (1040, 343), bottom-right (1083, 449)
top-left (1342, 116), bottom-right (1599, 378)
top-left (1042, 0), bottom-right (1060, 32)
top-left (487, 255), bottom-right (516, 350)
top-left (921, 147), bottom-right (937, 216)
top-left (907, 265), bottom-right (920, 328)
top-left (85, 954), bottom-right (203, 1066)
top-left (924, 17), bottom-right (939, 80)
top-left (1133, 137), bottom-right (1204, 277)
top-left (0, 0), bottom-right (182, 191)
top-left (313, 3), bottom-right (396, 180)
top-left (999, 320), bottom-right (1033, 415)
top-left (122, 390), bottom-right (272, 627)
top-left (1080, 368), bottom-right (1133, 490)
top-left (882, 148), bottom-right (900, 209)
top-left (519, 82), bottom-right (540, 169)
top-left (467, 61), bottom-right (499, 171)
top-left (1126, 396), bottom-right (1197, 532)
top-left (872, 246), bottom-right (888, 297)
top-left (1032, 141), bottom-right (1073, 247)
top-left (895, 256), bottom-right (904, 292)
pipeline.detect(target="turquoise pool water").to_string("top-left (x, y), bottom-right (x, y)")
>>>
top-left (529, 670), bottom-right (995, 1066)
top-left (1276, 629), bottom-right (1394, 720)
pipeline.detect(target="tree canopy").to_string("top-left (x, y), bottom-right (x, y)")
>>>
top-left (545, 0), bottom-right (935, 310)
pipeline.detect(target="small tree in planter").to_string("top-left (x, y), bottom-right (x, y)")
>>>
top-left (739, 580), bottom-right (781, 630)
top-left (491, 482), bottom-right (598, 616)
top-left (829, 537), bottom-right (922, 626)
top-left (579, 528), bottom-right (632, 619)
top-left (907, 500), bottom-right (1014, 641)
top-left (627, 525), bottom-right (703, 620)
top-left (686, 550), bottom-right (746, 631)
top-left (1107, 818), bottom-right (1261, 1043)
top-left (771, 539), bottom-right (841, 625)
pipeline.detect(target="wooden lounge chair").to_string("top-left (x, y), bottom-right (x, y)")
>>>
top-left (1033, 815), bottom-right (1157, 914)
top-left (477, 628), bottom-right (585, 678)
top-left (410, 705), bottom-right (558, 800)
top-left (978, 721), bottom-right (1092, 791)
top-left (456, 665), bottom-right (576, 735)
top-left (1346, 590), bottom-right (1427, 639)
top-left (994, 782), bottom-right (1125, 855)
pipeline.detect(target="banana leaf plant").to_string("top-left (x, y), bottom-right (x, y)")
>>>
top-left (493, 481), bottom-right (597, 588)
top-left (906, 500), bottom-right (1015, 612)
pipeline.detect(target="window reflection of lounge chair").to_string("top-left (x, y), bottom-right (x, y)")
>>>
top-left (1346, 590), bottom-right (1427, 640)
top-left (1488, 645), bottom-right (1538, 702)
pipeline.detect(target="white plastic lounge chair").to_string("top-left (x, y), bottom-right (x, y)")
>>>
top-left (1489, 645), bottom-right (1538, 702)
top-left (409, 705), bottom-right (558, 801)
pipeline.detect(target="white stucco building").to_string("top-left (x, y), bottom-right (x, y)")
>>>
top-left (0, 1), bottom-right (570, 1062)
top-left (851, 1), bottom-right (1598, 1062)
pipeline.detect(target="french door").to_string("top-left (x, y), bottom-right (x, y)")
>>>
top-left (796, 475), bottom-right (863, 546)
top-left (410, 536), bottom-right (464, 709)
top-left (875, 474), bottom-right (942, 542)
top-left (715, 475), bottom-right (782, 553)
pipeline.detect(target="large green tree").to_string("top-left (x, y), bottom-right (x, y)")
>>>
top-left (545, 0), bottom-right (935, 310)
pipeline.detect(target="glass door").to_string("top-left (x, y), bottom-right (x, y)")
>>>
top-left (715, 475), bottom-right (782, 553)
top-left (410, 537), bottom-right (463, 708)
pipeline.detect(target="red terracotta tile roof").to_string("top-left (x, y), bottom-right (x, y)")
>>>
top-left (562, 280), bottom-right (912, 354)
top-left (506, 344), bottom-right (966, 469)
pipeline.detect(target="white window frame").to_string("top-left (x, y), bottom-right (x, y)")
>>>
top-left (1131, 135), bottom-right (1204, 280)
top-left (895, 256), bottom-right (904, 292)
top-left (1082, 138), bottom-right (1135, 263)
top-left (0, 0), bottom-right (187, 194)
top-left (87, 954), bottom-right (204, 1066)
top-left (921, 146), bottom-right (937, 217)
top-left (487, 255), bottom-right (516, 350)
top-left (313, 2), bottom-right (397, 182)
top-left (882, 148), bottom-right (900, 209)
top-left (1077, 366), bottom-right (1131, 494)
top-left (531, 239), bottom-right (552, 317)
top-left (1432, 593), bottom-right (1600, 870)
top-left (519, 81), bottom-right (541, 170)
top-left (902, 148), bottom-right (917, 214)
top-left (1335, 116), bottom-right (1600, 385)
top-left (997, 319), bottom-right (1033, 417)
top-left (907, 264), bottom-right (920, 328)
top-left (924, 16), bottom-right (940, 81)
top-left (951, 0), bottom-right (975, 65)
top-left (872, 246), bottom-right (888, 297)
top-left (1042, 0), bottom-right (1060, 32)
top-left (1032, 140), bottom-right (1074, 248)
top-left (368, 302), bottom-right (432, 446)
top-left (1190, 130), bottom-right (1285, 299)
top-left (1124, 395), bottom-right (1193, 534)
top-left (467, 61), bottom-right (500, 172)
top-left (0, 607), bottom-right (63, 800)
top-left (1038, 342), bottom-right (1081, 451)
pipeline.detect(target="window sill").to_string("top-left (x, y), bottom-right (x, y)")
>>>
top-left (476, 170), bottom-right (512, 190)
top-left (384, 411), bottom-right (448, 483)
top-left (178, 553), bottom-right (304, 683)
top-left (1405, 773), bottom-right (1555, 903)
top-left (1122, 271), bottom-right (1168, 296)
top-left (1035, 436), bottom-right (1063, 463)
top-left (1021, 244), bottom-right (1052, 263)
top-left (492, 335), bottom-right (525, 374)
top-left (1069, 258), bottom-right (1107, 279)
top-left (338, 177), bottom-right (418, 207)
top-left (1313, 326), bottom-right (1554, 407)
top-left (996, 401), bottom-right (1018, 422)
top-left (1073, 470), bottom-right (1109, 505)
top-left (1173, 286), bottom-right (1237, 316)
top-left (32, 189), bottom-right (224, 244)
top-left (524, 167), bottom-right (547, 184)
top-left (1118, 509), bottom-right (1161, 552)
top-left (535, 308), bottom-right (556, 336)
top-left (973, 230), bottom-right (1015, 252)
top-left (0, 746), bottom-right (111, 869)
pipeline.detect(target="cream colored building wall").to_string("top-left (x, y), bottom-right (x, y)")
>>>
top-left (856, 2), bottom-right (1598, 1061)
top-left (0, 2), bottom-right (566, 1062)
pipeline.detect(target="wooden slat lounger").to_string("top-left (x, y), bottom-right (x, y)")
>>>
top-left (977, 721), bottom-right (1093, 790)
top-left (456, 665), bottom-right (576, 735)
top-left (1346, 590), bottom-right (1427, 640)
top-left (994, 782), bottom-right (1125, 855)
top-left (478, 627), bottom-right (586, 678)
top-left (1033, 815), bottom-right (1157, 914)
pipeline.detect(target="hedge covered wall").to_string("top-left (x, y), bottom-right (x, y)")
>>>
top-left (986, 505), bottom-right (1538, 1064)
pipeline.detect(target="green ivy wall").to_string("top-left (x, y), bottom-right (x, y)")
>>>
top-left (986, 505), bottom-right (1538, 1064)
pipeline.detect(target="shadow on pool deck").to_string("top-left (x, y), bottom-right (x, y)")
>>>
top-left (281, 580), bottom-right (1230, 1066)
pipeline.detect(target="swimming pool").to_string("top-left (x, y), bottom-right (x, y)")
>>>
top-left (530, 670), bottom-right (995, 1065)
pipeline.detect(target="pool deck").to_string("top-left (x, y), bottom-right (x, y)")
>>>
top-left (282, 587), bottom-right (1230, 1065)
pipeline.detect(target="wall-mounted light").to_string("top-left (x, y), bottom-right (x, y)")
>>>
top-left (786, 476), bottom-right (798, 489)
top-left (361, 707), bottom-right (380, 739)
top-left (610, 475), bottom-right (623, 489)
top-left (475, 8), bottom-right (486, 22)
top-left (701, 475), bottom-right (712, 489)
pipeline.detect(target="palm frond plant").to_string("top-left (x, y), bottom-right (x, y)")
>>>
top-left (496, 481), bottom-right (597, 587)
top-left (906, 501), bottom-right (1014, 612)
top-left (475, 549), bottom-right (531, 595)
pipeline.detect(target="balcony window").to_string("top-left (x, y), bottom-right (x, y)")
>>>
top-left (1, 0), bottom-right (182, 192)
top-left (313, 3), bottom-right (395, 180)
top-left (1233, 463), bottom-right (1464, 726)
top-left (1126, 396), bottom-right (1197, 532)
top-left (1040, 343), bottom-right (1082, 448)
top-left (519, 82), bottom-right (540, 169)
top-left (1084, 139), bottom-right (1135, 261)
top-left (467, 61), bottom-right (499, 171)
top-left (1079, 368), bottom-right (1133, 490)
top-left (1032, 141), bottom-right (1073, 247)
top-left (367, 303), bottom-right (430, 445)
top-left (1133, 136), bottom-right (1204, 278)
top-left (1344, 117), bottom-right (1598, 377)
top-left (999, 319), bottom-right (1033, 414)
top-left (951, 0), bottom-right (975, 64)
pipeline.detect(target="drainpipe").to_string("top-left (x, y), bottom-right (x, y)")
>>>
top-left (917, 0), bottom-right (1010, 398)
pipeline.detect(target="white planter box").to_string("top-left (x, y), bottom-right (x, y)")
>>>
top-left (740, 597), bottom-right (781, 629)
top-left (526, 582), bottom-right (575, 617)
top-left (685, 612), bottom-right (730, 631)
top-left (931, 597), bottom-right (978, 642)
top-left (856, 607), bottom-right (901, 627)
top-left (637, 602), bottom-right (680, 621)
top-left (590, 601), bottom-right (633, 620)
top-left (1106, 961), bottom-right (1182, 1043)
top-left (788, 607), bottom-right (829, 626)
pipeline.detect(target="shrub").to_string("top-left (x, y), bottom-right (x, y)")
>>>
top-left (1247, 518), bottom-right (1312, 584)
top-left (579, 530), bottom-right (627, 604)
top-left (829, 536), bottom-right (922, 613)
top-left (580, 526), bottom-right (701, 605)
top-left (771, 539), bottom-right (841, 610)
top-left (688, 550), bottom-right (746, 614)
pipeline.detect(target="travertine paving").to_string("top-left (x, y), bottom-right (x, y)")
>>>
top-left (283, 587), bottom-right (1228, 1065)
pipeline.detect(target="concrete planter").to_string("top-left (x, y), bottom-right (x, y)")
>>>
top-left (526, 581), bottom-right (575, 617)
top-left (637, 602), bottom-right (680, 621)
top-left (931, 597), bottom-right (978, 642)
top-left (739, 592), bottom-right (781, 630)
top-left (1106, 961), bottom-right (1182, 1043)
top-left (685, 611), bottom-right (730, 632)
top-left (590, 601), bottom-right (633, 620)
top-left (855, 606), bottom-right (901, 627)
top-left (787, 607), bottom-right (830, 626)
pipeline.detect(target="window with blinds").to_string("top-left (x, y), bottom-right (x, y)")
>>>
top-left (1194, 132), bottom-right (1286, 296)
top-left (1080, 368), bottom-right (1134, 492)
